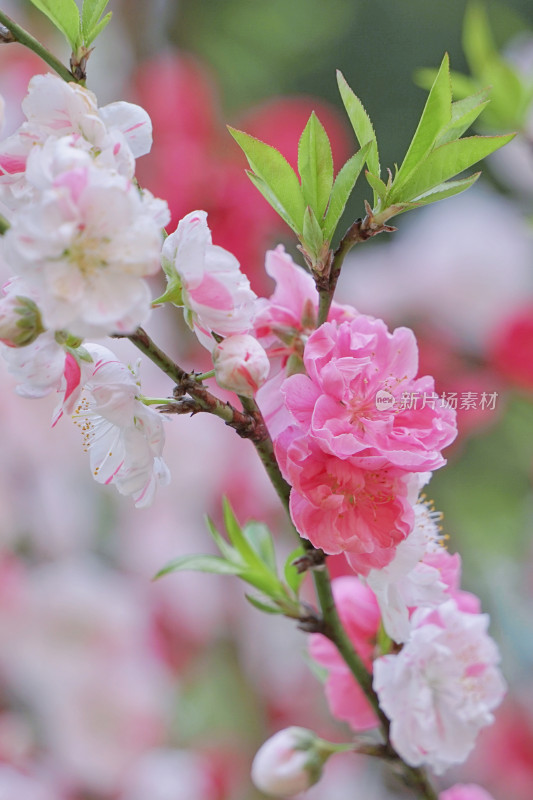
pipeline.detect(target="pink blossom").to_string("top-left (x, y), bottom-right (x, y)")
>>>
top-left (310, 577), bottom-right (380, 730)
top-left (440, 785), bottom-right (495, 800)
top-left (277, 428), bottom-right (415, 573)
top-left (212, 333), bottom-right (270, 397)
top-left (160, 210), bottom-right (256, 349)
top-left (373, 600), bottom-right (506, 774)
top-left (254, 246), bottom-right (355, 435)
top-left (282, 316), bottom-right (457, 471)
top-left (254, 245), bottom-right (355, 362)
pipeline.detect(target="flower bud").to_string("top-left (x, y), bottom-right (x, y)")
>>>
top-left (251, 727), bottom-right (326, 796)
top-left (0, 288), bottom-right (44, 347)
top-left (212, 334), bottom-right (269, 397)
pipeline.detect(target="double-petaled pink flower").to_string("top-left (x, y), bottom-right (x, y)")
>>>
top-left (282, 316), bottom-right (457, 471)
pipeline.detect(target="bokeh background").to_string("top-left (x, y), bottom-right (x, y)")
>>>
top-left (0, 0), bottom-right (533, 798)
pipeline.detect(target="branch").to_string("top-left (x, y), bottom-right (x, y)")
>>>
top-left (0, 10), bottom-right (76, 83)
top-left (317, 203), bottom-right (395, 326)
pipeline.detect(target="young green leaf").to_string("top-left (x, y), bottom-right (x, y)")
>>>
top-left (154, 554), bottom-right (243, 580)
top-left (322, 141), bottom-right (371, 243)
top-left (284, 546), bottom-right (306, 595)
top-left (246, 171), bottom-right (297, 232)
top-left (436, 89), bottom-right (490, 146)
top-left (27, 0), bottom-right (81, 50)
top-left (411, 172), bottom-right (481, 206)
top-left (222, 497), bottom-right (264, 567)
top-left (463, 2), bottom-right (527, 128)
top-left (301, 206), bottom-right (325, 261)
top-left (414, 67), bottom-right (480, 103)
top-left (365, 170), bottom-right (388, 202)
top-left (336, 70), bottom-right (380, 177)
top-left (245, 593), bottom-right (283, 615)
top-left (228, 127), bottom-right (306, 234)
top-left (297, 112), bottom-right (334, 222)
top-left (243, 521), bottom-right (277, 574)
top-left (393, 53), bottom-right (452, 193)
top-left (388, 133), bottom-right (514, 204)
top-left (84, 11), bottom-right (112, 47)
top-left (383, 173), bottom-right (481, 221)
top-left (81, 0), bottom-right (110, 37)
top-left (463, 1), bottom-right (498, 80)
top-left (205, 515), bottom-right (241, 563)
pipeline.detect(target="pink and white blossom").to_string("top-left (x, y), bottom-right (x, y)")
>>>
top-left (1, 329), bottom-right (74, 400)
top-left (282, 316), bottom-right (457, 471)
top-left (364, 491), bottom-right (450, 642)
top-left (70, 344), bottom-right (170, 507)
top-left (4, 147), bottom-right (168, 338)
top-left (212, 333), bottom-right (270, 397)
top-left (310, 577), bottom-right (380, 730)
top-left (0, 73), bottom-right (152, 212)
top-left (373, 600), bottom-right (506, 774)
top-left (160, 210), bottom-right (256, 349)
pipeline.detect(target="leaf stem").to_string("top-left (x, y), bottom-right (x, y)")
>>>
top-left (0, 10), bottom-right (76, 83)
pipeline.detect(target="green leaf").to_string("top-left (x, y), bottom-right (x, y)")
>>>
top-left (245, 593), bottom-right (283, 615)
top-left (246, 171), bottom-right (297, 232)
top-left (365, 170), bottom-right (388, 202)
top-left (228, 126), bottom-right (306, 234)
top-left (27, 0), bottom-right (81, 50)
top-left (384, 173), bottom-right (481, 221)
top-left (154, 554), bottom-right (243, 580)
top-left (414, 67), bottom-right (480, 101)
top-left (388, 133), bottom-right (515, 204)
top-left (463, 1), bottom-right (497, 79)
top-left (243, 521), bottom-right (277, 574)
top-left (394, 53), bottom-right (452, 193)
top-left (81, 0), bottom-right (110, 36)
top-left (412, 172), bottom-right (481, 205)
top-left (84, 11), bottom-right (112, 46)
top-left (297, 112), bottom-right (334, 222)
top-left (463, 2), bottom-right (527, 127)
top-left (284, 546), bottom-right (306, 595)
top-left (222, 497), bottom-right (262, 567)
top-left (322, 142), bottom-right (371, 242)
top-left (205, 516), bottom-right (240, 563)
top-left (436, 89), bottom-right (490, 146)
top-left (301, 206), bottom-right (324, 260)
top-left (336, 70), bottom-right (380, 176)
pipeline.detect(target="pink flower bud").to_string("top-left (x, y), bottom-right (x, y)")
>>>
top-left (251, 727), bottom-right (325, 796)
top-left (213, 334), bottom-right (269, 398)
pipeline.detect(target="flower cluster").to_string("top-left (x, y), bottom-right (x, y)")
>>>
top-left (0, 74), bottom-right (171, 504)
top-left (252, 258), bottom-right (505, 783)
